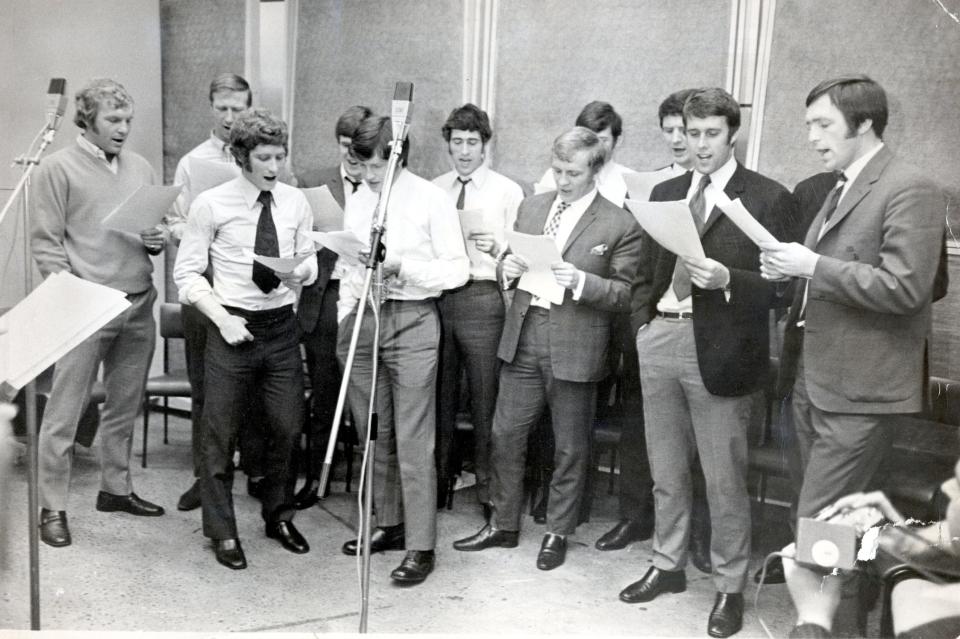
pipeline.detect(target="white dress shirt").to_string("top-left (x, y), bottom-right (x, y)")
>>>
top-left (174, 175), bottom-right (318, 311)
top-left (536, 160), bottom-right (637, 207)
top-left (169, 133), bottom-right (241, 241)
top-left (337, 168), bottom-right (470, 322)
top-left (432, 164), bottom-right (524, 281)
top-left (528, 187), bottom-right (597, 309)
top-left (76, 134), bottom-right (119, 174)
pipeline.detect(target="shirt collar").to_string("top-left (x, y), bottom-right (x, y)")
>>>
top-left (454, 163), bottom-right (488, 189)
top-left (840, 142), bottom-right (884, 189)
top-left (239, 174), bottom-right (274, 209)
top-left (76, 134), bottom-right (117, 166)
top-left (692, 153), bottom-right (737, 194)
top-left (554, 185), bottom-right (598, 211)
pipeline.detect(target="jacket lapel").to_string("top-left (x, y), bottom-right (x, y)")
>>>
top-left (816, 146), bottom-right (892, 243)
top-left (562, 193), bottom-right (601, 255)
top-left (526, 195), bottom-right (553, 235)
top-left (702, 164), bottom-right (746, 237)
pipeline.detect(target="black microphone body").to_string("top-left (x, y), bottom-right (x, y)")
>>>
top-left (45, 78), bottom-right (68, 131)
top-left (390, 82), bottom-right (413, 142)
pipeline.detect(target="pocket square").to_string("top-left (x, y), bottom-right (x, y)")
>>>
top-left (590, 243), bottom-right (608, 256)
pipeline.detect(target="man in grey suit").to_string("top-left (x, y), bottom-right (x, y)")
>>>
top-left (761, 75), bottom-right (945, 521)
top-left (293, 105), bottom-right (372, 508)
top-left (453, 127), bottom-right (642, 571)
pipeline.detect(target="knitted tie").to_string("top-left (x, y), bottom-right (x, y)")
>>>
top-left (455, 177), bottom-right (471, 210)
top-left (544, 201), bottom-right (570, 237)
top-left (252, 190), bottom-right (281, 293)
top-left (671, 175), bottom-right (710, 300)
top-left (346, 177), bottom-right (361, 193)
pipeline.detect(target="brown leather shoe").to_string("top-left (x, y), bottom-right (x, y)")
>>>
top-left (707, 592), bottom-right (743, 637)
top-left (453, 524), bottom-right (519, 551)
top-left (39, 509), bottom-right (71, 547)
top-left (619, 566), bottom-right (687, 603)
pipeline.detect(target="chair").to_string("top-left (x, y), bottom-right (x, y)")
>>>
top-left (141, 303), bottom-right (191, 467)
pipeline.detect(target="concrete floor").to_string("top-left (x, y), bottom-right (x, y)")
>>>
top-left (0, 412), bottom-right (800, 637)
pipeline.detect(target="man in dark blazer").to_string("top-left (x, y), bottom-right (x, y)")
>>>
top-left (293, 105), bottom-right (372, 508)
top-left (453, 127), bottom-right (641, 571)
top-left (620, 88), bottom-right (799, 638)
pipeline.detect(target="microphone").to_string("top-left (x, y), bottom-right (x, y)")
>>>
top-left (45, 78), bottom-right (68, 132)
top-left (390, 82), bottom-right (413, 142)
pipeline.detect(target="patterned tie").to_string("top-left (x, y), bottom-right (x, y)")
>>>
top-left (544, 201), bottom-right (570, 237)
top-left (671, 175), bottom-right (711, 300)
top-left (346, 177), bottom-right (361, 193)
top-left (252, 190), bottom-right (281, 293)
top-left (456, 177), bottom-right (471, 210)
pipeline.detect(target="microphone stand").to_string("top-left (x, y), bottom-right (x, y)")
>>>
top-left (319, 128), bottom-right (408, 634)
top-left (1, 122), bottom-right (61, 631)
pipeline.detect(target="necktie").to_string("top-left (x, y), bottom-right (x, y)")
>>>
top-left (346, 177), bottom-right (361, 193)
top-left (544, 201), bottom-right (570, 237)
top-left (797, 172), bottom-right (848, 323)
top-left (456, 177), bottom-right (471, 210)
top-left (671, 175), bottom-right (711, 300)
top-left (252, 190), bottom-right (281, 293)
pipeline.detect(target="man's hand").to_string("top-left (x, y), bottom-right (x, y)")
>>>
top-left (276, 261), bottom-right (311, 289)
top-left (381, 254), bottom-right (402, 278)
top-left (680, 256), bottom-right (729, 290)
top-left (551, 261), bottom-right (582, 290)
top-left (501, 254), bottom-right (528, 280)
top-left (470, 231), bottom-right (499, 256)
top-left (759, 241), bottom-right (820, 280)
top-left (215, 314), bottom-right (253, 346)
top-left (139, 225), bottom-right (167, 255)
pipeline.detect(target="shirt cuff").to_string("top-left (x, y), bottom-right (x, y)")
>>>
top-left (571, 269), bottom-right (587, 301)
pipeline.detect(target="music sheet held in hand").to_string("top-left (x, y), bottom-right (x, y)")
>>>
top-left (624, 199), bottom-right (705, 259)
top-left (101, 185), bottom-right (181, 234)
top-left (504, 230), bottom-right (565, 305)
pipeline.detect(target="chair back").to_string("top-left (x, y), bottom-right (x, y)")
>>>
top-left (159, 303), bottom-right (185, 339)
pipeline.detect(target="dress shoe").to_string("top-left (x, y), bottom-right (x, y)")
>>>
top-left (595, 519), bottom-right (652, 550)
top-left (39, 509), bottom-right (71, 547)
top-left (293, 478), bottom-right (326, 510)
top-left (247, 477), bottom-right (264, 500)
top-left (214, 538), bottom-right (247, 570)
top-left (754, 556), bottom-right (785, 584)
top-left (390, 550), bottom-right (435, 584)
top-left (453, 524), bottom-right (519, 551)
top-left (536, 533), bottom-right (566, 570)
top-left (177, 481), bottom-right (201, 511)
top-left (266, 520), bottom-right (310, 554)
top-left (707, 592), bottom-right (744, 638)
top-left (96, 491), bottom-right (164, 516)
top-left (341, 524), bottom-right (405, 555)
top-left (619, 566), bottom-right (687, 603)
top-left (689, 533), bottom-right (713, 574)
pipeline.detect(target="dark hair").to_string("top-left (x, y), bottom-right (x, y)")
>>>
top-left (350, 115), bottom-right (410, 167)
top-left (208, 73), bottom-right (251, 107)
top-left (335, 105), bottom-right (374, 140)
top-left (553, 126), bottom-right (607, 173)
top-left (575, 101), bottom-right (623, 141)
top-left (683, 88), bottom-right (740, 138)
top-left (658, 89), bottom-right (696, 126)
top-left (441, 103), bottom-right (492, 143)
top-left (805, 75), bottom-right (888, 138)
top-left (229, 108), bottom-right (288, 170)
top-left (73, 78), bottom-right (133, 130)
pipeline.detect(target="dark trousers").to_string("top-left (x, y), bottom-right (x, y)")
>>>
top-left (436, 280), bottom-right (504, 504)
top-left (491, 308), bottom-right (596, 536)
top-left (300, 281), bottom-right (342, 478)
top-left (200, 306), bottom-right (303, 540)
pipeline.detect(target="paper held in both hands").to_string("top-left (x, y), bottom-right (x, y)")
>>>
top-left (0, 272), bottom-right (130, 401)
top-left (101, 184), bottom-right (182, 234)
top-left (504, 230), bottom-right (565, 305)
top-left (306, 230), bottom-right (368, 265)
top-left (623, 171), bottom-right (675, 203)
top-left (189, 157), bottom-right (239, 198)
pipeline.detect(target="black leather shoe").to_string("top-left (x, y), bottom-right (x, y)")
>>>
top-left (177, 481), bottom-right (201, 511)
top-left (247, 477), bottom-right (264, 500)
top-left (595, 519), bottom-right (653, 550)
top-left (341, 524), bottom-right (405, 555)
top-left (536, 533), bottom-right (566, 570)
top-left (266, 520), bottom-right (310, 554)
top-left (453, 524), bottom-right (519, 551)
top-left (214, 538), bottom-right (247, 570)
top-left (690, 533), bottom-right (713, 574)
top-left (390, 550), bottom-right (434, 584)
top-left (39, 509), bottom-right (71, 547)
top-left (754, 556), bottom-right (785, 584)
top-left (619, 567), bottom-right (687, 603)
top-left (96, 491), bottom-right (164, 516)
top-left (293, 478), bottom-right (323, 510)
top-left (707, 592), bottom-right (744, 638)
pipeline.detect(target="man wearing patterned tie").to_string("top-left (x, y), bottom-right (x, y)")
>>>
top-left (453, 127), bottom-right (641, 572)
top-left (293, 105), bottom-right (373, 509)
top-left (174, 109), bottom-right (318, 570)
top-left (431, 104), bottom-right (524, 517)
top-left (621, 88), bottom-right (798, 638)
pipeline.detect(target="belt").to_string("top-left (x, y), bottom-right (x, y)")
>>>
top-left (526, 306), bottom-right (549, 316)
top-left (656, 311), bottom-right (693, 320)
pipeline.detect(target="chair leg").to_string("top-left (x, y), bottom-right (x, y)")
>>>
top-left (607, 448), bottom-right (617, 495)
top-left (163, 397), bottom-right (169, 444)
top-left (344, 441), bottom-right (354, 493)
top-left (142, 396), bottom-right (150, 468)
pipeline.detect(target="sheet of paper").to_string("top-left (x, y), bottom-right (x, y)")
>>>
top-left (102, 185), bottom-right (181, 234)
top-left (717, 197), bottom-right (777, 246)
top-left (624, 199), bottom-right (705, 259)
top-left (302, 185), bottom-right (344, 232)
top-left (0, 272), bottom-right (130, 398)
top-left (623, 171), bottom-right (674, 203)
top-left (306, 230), bottom-right (368, 264)
top-left (505, 230), bottom-right (565, 305)
top-left (188, 157), bottom-right (239, 196)
top-left (251, 253), bottom-right (311, 274)
top-left (457, 208), bottom-right (489, 266)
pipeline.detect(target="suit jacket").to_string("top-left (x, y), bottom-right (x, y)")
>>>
top-left (779, 146), bottom-right (946, 414)
top-left (631, 164), bottom-right (800, 397)
top-left (297, 165), bottom-right (345, 333)
top-left (498, 191), bottom-right (642, 383)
